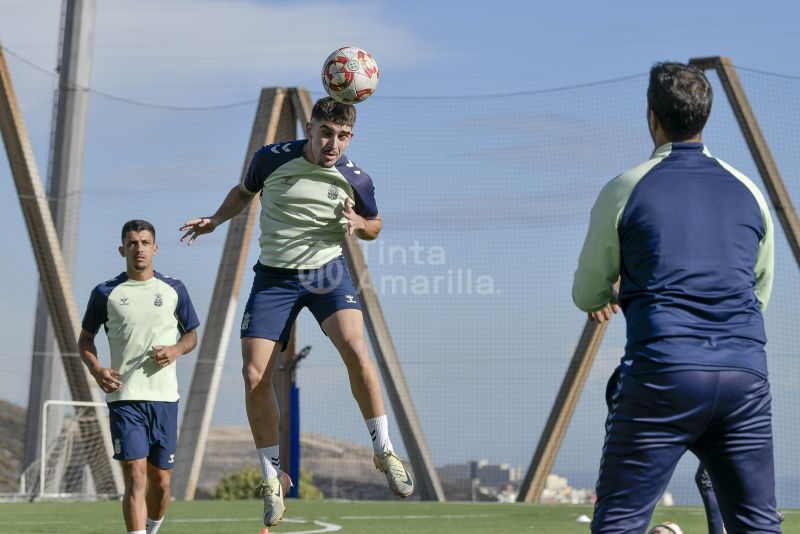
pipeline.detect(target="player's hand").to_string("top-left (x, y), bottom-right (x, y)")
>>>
top-left (92, 368), bottom-right (123, 393)
top-left (179, 217), bottom-right (218, 245)
top-left (589, 290), bottom-right (619, 324)
top-left (589, 304), bottom-right (618, 323)
top-left (152, 345), bottom-right (180, 368)
top-left (342, 198), bottom-right (364, 236)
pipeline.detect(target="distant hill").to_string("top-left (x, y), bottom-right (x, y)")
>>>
top-left (0, 406), bottom-right (419, 500)
top-left (199, 427), bottom-right (405, 500)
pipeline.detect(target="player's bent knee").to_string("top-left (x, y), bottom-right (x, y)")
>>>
top-left (241, 362), bottom-right (271, 392)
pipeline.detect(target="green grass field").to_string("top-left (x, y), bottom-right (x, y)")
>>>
top-left (2, 500), bottom-right (796, 533)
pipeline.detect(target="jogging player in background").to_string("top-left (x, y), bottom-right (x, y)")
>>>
top-left (79, 220), bottom-right (199, 534)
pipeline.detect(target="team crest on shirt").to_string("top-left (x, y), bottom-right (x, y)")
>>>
top-left (327, 183), bottom-right (339, 200)
top-left (119, 297), bottom-right (129, 306)
top-left (153, 292), bottom-right (163, 307)
top-left (281, 176), bottom-right (293, 185)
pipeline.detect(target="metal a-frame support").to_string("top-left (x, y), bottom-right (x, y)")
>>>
top-left (518, 55), bottom-right (800, 503)
top-left (0, 45), bottom-right (121, 495)
top-left (25, 0), bottom-right (97, 491)
top-left (172, 87), bottom-right (300, 500)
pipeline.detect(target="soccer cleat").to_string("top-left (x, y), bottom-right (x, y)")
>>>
top-left (254, 471), bottom-right (292, 527)
top-left (373, 451), bottom-right (414, 498)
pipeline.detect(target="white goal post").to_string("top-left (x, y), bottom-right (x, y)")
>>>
top-left (28, 400), bottom-right (122, 500)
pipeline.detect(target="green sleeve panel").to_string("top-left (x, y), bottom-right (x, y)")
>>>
top-left (572, 155), bottom-right (665, 312)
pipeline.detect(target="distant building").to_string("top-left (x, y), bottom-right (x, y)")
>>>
top-left (541, 473), bottom-right (596, 505)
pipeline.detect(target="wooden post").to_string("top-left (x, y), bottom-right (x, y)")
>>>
top-left (172, 88), bottom-right (297, 500)
top-left (0, 44), bottom-right (120, 494)
top-left (342, 237), bottom-right (446, 502)
top-left (518, 319), bottom-right (607, 502)
top-left (690, 56), bottom-right (800, 267)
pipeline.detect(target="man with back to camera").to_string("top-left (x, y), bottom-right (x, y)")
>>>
top-left (573, 62), bottom-right (781, 532)
top-left (179, 97), bottom-right (413, 528)
top-left (79, 219), bottom-right (199, 534)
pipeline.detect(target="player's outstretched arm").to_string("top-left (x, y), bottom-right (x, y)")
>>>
top-left (78, 328), bottom-right (123, 393)
top-left (180, 184), bottom-right (256, 245)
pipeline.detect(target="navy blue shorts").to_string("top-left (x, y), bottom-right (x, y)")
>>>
top-left (593, 367), bottom-right (779, 533)
top-left (240, 256), bottom-right (361, 348)
top-left (108, 401), bottom-right (178, 470)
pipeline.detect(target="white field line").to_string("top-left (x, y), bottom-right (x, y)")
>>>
top-left (4, 517), bottom-right (342, 533)
top-left (340, 513), bottom-right (497, 520)
top-left (170, 517), bottom-right (341, 533)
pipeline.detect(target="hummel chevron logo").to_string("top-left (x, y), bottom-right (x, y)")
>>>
top-left (345, 158), bottom-right (362, 174)
top-left (269, 143), bottom-right (293, 154)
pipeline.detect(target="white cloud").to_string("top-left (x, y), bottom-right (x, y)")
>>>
top-left (92, 0), bottom-right (429, 104)
top-left (1, 0), bottom-right (432, 106)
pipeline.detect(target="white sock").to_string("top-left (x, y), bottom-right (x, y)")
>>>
top-left (128, 531), bottom-right (146, 534)
top-left (258, 445), bottom-right (280, 479)
top-left (146, 516), bottom-right (164, 534)
top-left (366, 415), bottom-right (393, 455)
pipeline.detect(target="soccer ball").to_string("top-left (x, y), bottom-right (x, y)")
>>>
top-left (649, 522), bottom-right (684, 534)
top-left (321, 46), bottom-right (379, 104)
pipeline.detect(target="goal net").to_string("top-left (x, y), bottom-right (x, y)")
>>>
top-left (19, 400), bottom-right (120, 500)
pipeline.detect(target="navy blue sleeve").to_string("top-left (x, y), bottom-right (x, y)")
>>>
top-left (337, 157), bottom-right (379, 219)
top-left (81, 286), bottom-right (108, 334)
top-left (155, 273), bottom-right (201, 334)
top-left (242, 148), bottom-right (269, 193)
top-left (242, 141), bottom-right (305, 193)
top-left (173, 281), bottom-right (200, 334)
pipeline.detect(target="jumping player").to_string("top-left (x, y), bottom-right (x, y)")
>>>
top-left (180, 97), bottom-right (413, 528)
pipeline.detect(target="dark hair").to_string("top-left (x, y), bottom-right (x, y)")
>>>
top-left (647, 62), bottom-right (712, 141)
top-left (311, 97), bottom-right (356, 126)
top-left (121, 219), bottom-right (156, 243)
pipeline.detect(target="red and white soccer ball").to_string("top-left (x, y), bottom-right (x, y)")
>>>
top-left (649, 522), bottom-right (684, 534)
top-left (321, 46), bottom-right (379, 104)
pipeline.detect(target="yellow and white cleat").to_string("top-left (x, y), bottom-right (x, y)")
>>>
top-left (373, 451), bottom-right (414, 498)
top-left (254, 471), bottom-right (292, 527)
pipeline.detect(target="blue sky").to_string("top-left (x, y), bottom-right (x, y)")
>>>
top-left (1, 0), bottom-right (798, 104)
top-left (1, 0), bottom-right (799, 504)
